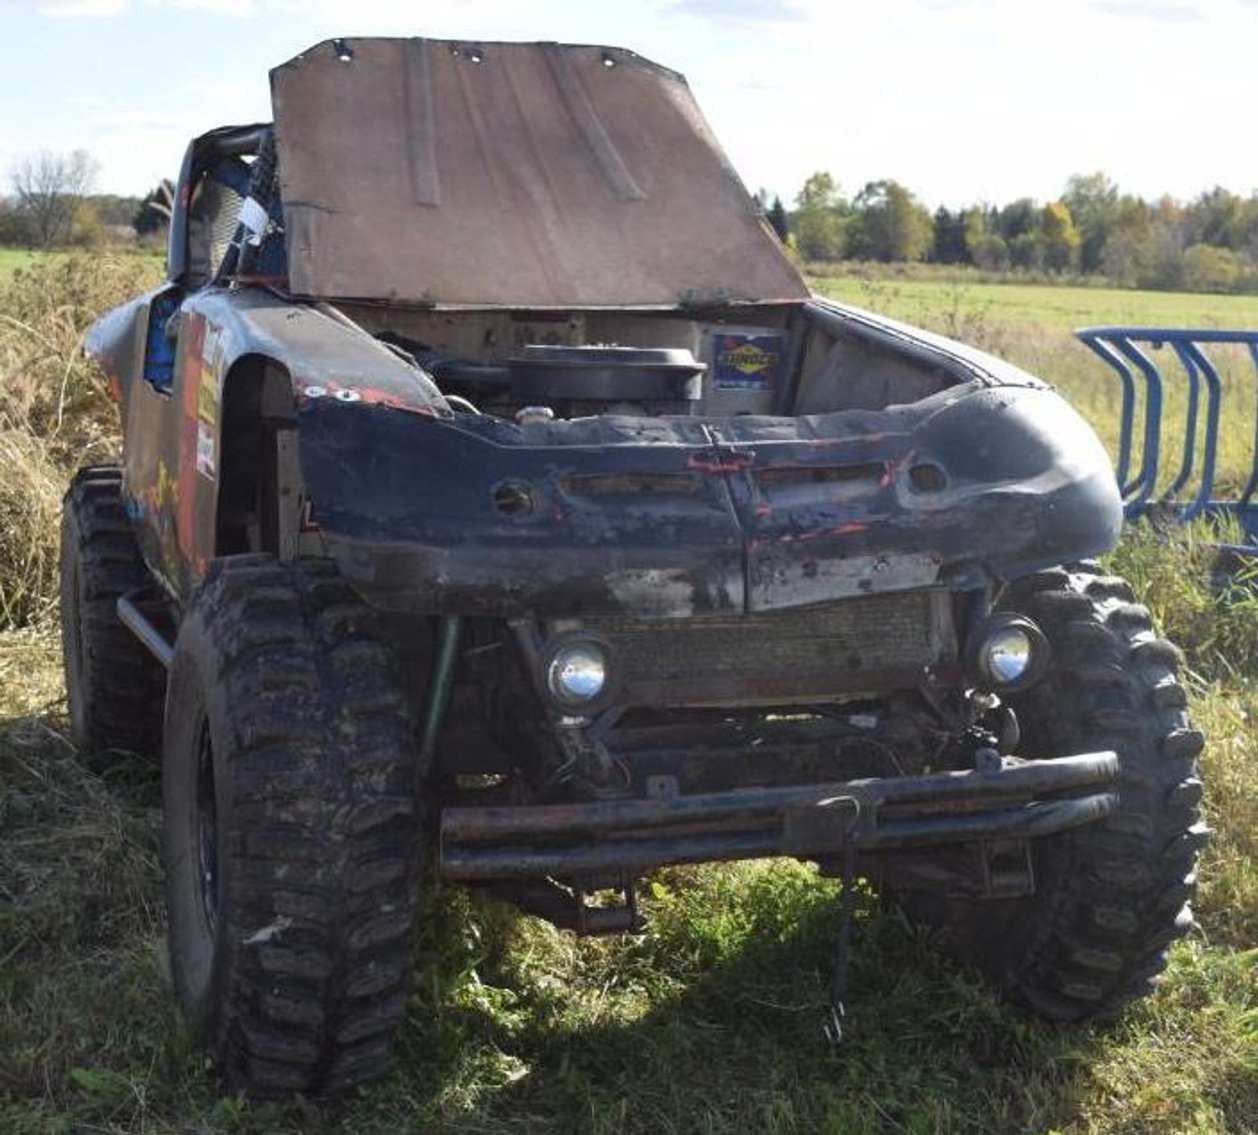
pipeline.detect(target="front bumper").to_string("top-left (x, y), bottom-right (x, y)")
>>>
top-left (438, 751), bottom-right (1119, 880)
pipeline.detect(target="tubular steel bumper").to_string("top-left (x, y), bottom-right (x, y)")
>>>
top-left (438, 751), bottom-right (1120, 880)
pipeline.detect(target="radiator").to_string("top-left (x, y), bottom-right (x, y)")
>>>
top-left (583, 591), bottom-right (956, 707)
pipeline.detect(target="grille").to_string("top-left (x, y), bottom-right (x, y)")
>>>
top-left (586, 591), bottom-right (955, 707)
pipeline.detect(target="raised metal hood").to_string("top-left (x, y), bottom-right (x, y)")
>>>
top-left (270, 37), bottom-right (809, 308)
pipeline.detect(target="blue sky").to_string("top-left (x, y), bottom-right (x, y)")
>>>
top-left (6, 0), bottom-right (1258, 209)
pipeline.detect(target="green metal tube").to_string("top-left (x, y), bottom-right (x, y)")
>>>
top-left (420, 614), bottom-right (463, 769)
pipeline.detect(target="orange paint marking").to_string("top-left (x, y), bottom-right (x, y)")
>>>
top-left (176, 313), bottom-right (206, 567)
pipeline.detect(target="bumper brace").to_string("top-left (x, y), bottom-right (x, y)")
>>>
top-left (439, 751), bottom-right (1120, 880)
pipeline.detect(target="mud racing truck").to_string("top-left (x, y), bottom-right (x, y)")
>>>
top-left (62, 37), bottom-right (1206, 1095)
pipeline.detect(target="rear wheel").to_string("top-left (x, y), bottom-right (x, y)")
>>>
top-left (163, 556), bottom-right (422, 1095)
top-left (903, 566), bottom-right (1208, 1018)
top-left (59, 466), bottom-right (164, 766)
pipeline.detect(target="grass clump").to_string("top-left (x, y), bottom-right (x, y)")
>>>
top-left (0, 435), bottom-right (62, 629)
top-left (1189, 683), bottom-right (1258, 948)
top-left (1107, 516), bottom-right (1258, 679)
top-left (0, 252), bottom-right (161, 630)
top-left (0, 630), bottom-right (174, 1134)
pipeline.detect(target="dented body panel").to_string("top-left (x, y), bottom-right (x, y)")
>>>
top-left (87, 287), bottom-right (447, 595)
top-left (300, 380), bottom-right (1119, 618)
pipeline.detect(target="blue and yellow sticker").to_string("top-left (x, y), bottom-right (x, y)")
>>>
top-left (713, 333), bottom-right (780, 391)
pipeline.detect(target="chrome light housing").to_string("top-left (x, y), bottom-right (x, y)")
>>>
top-left (967, 614), bottom-right (1049, 692)
top-left (542, 634), bottom-right (613, 711)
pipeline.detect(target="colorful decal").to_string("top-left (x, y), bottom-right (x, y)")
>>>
top-left (196, 421), bottom-right (216, 478)
top-left (298, 496), bottom-right (320, 532)
top-left (194, 325), bottom-right (223, 482)
top-left (140, 458), bottom-right (180, 516)
top-left (295, 377), bottom-right (439, 417)
top-left (176, 313), bottom-right (207, 563)
top-left (713, 333), bottom-right (780, 392)
top-left (138, 459), bottom-right (183, 584)
top-left (198, 368), bottom-right (218, 426)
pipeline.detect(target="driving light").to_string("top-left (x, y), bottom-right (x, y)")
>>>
top-left (968, 615), bottom-right (1048, 692)
top-left (545, 638), bottom-right (611, 709)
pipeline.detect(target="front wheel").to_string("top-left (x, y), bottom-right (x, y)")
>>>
top-left (903, 566), bottom-right (1208, 1019)
top-left (163, 556), bottom-right (422, 1096)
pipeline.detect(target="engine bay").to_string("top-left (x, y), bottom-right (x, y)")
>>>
top-left (344, 300), bottom-right (969, 424)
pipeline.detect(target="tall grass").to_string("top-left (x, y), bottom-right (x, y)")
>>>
top-left (0, 253), bottom-right (161, 628)
top-left (1108, 518), bottom-right (1258, 678)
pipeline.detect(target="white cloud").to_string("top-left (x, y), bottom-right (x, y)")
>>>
top-left (159, 0), bottom-right (258, 14)
top-left (663, 0), bottom-right (806, 26)
top-left (89, 121), bottom-right (192, 190)
top-left (1088, 0), bottom-right (1202, 19)
top-left (37, 0), bottom-right (128, 16)
top-left (176, 76), bottom-right (270, 124)
top-left (88, 110), bottom-right (188, 130)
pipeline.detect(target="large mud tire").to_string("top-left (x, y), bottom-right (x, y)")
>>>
top-left (163, 556), bottom-right (421, 1096)
top-left (904, 566), bottom-right (1208, 1019)
top-left (59, 466), bottom-right (165, 765)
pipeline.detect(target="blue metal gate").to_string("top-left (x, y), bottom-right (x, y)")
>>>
top-left (1076, 326), bottom-right (1258, 550)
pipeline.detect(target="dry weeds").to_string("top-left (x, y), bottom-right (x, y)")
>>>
top-left (0, 253), bottom-right (161, 630)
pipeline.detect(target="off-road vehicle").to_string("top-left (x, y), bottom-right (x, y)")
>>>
top-left (63, 37), bottom-right (1207, 1096)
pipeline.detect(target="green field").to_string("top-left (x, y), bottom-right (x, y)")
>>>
top-left (0, 246), bottom-right (162, 285)
top-left (812, 272), bottom-right (1258, 332)
top-left (812, 273), bottom-right (1258, 501)
top-left (0, 262), bottom-right (1255, 1133)
top-left (0, 248), bottom-right (37, 279)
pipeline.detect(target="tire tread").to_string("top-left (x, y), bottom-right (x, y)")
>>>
top-left (60, 466), bottom-right (165, 763)
top-left (166, 556), bottom-right (420, 1097)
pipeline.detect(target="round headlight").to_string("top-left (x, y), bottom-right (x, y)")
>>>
top-left (981, 626), bottom-right (1033, 684)
top-left (545, 639), bottom-right (610, 708)
top-left (968, 615), bottom-right (1048, 692)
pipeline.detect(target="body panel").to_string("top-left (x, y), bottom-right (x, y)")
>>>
top-left (299, 382), bottom-right (1120, 618)
top-left (271, 38), bottom-right (808, 307)
top-left (91, 287), bottom-right (447, 596)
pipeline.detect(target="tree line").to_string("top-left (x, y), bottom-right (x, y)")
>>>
top-left (6, 147), bottom-right (1258, 296)
top-left (0, 151), bottom-right (166, 249)
top-left (761, 170), bottom-right (1258, 294)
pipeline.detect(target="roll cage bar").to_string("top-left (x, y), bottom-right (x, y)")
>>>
top-left (166, 122), bottom-right (271, 286)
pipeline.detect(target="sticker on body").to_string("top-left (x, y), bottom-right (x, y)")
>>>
top-left (713, 333), bottom-right (781, 391)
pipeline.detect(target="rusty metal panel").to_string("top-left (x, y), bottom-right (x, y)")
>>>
top-left (270, 38), bottom-right (808, 308)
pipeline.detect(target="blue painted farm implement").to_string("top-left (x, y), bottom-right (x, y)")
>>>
top-left (1077, 326), bottom-right (1258, 556)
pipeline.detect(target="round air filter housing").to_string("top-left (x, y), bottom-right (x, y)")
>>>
top-left (508, 345), bottom-right (704, 404)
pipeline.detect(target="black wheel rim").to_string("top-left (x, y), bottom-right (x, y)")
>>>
top-left (194, 719), bottom-right (219, 936)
